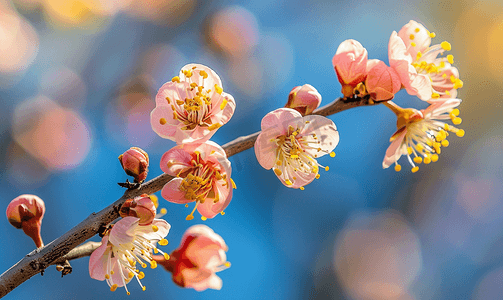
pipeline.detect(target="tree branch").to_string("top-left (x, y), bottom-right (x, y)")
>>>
top-left (0, 96), bottom-right (373, 298)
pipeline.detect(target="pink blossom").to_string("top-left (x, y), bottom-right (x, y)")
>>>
top-left (89, 216), bottom-right (171, 295)
top-left (285, 84), bottom-right (322, 115)
top-left (6, 194), bottom-right (45, 248)
top-left (160, 141), bottom-right (234, 220)
top-left (332, 39), bottom-right (368, 98)
top-left (365, 60), bottom-right (401, 101)
top-left (118, 147), bottom-right (149, 183)
top-left (254, 108), bottom-right (339, 189)
top-left (383, 99), bottom-right (464, 172)
top-left (119, 194), bottom-right (157, 225)
top-left (154, 224), bottom-right (229, 291)
top-left (390, 21), bottom-right (463, 100)
top-left (150, 63), bottom-right (236, 144)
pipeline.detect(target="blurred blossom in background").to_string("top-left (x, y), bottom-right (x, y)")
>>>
top-left (0, 0), bottom-right (502, 299)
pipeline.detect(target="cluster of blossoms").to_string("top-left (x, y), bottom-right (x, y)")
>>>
top-left (151, 64), bottom-right (237, 220)
top-left (4, 20), bottom-right (467, 298)
top-left (332, 20), bottom-right (464, 172)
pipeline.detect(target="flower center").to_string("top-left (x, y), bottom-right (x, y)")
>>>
top-left (163, 68), bottom-right (226, 131)
top-left (272, 124), bottom-right (333, 188)
top-left (178, 151), bottom-right (228, 220)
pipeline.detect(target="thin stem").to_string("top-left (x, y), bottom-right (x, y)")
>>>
top-left (0, 95), bottom-right (374, 298)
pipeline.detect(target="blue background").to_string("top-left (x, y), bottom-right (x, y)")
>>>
top-left (1, 0), bottom-right (502, 299)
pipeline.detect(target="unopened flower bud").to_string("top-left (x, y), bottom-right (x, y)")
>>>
top-left (120, 194), bottom-right (156, 225)
top-left (285, 84), bottom-right (322, 115)
top-left (365, 61), bottom-right (401, 101)
top-left (6, 195), bottom-right (45, 248)
top-left (118, 147), bottom-right (149, 183)
top-left (332, 39), bottom-right (368, 98)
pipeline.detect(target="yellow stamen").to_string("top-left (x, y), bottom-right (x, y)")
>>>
top-left (164, 253), bottom-right (170, 260)
top-left (214, 84), bottom-right (223, 94)
top-left (456, 129), bottom-right (465, 137)
top-left (411, 166), bottom-right (419, 173)
top-left (330, 152), bottom-right (336, 157)
top-left (110, 284), bottom-right (118, 292)
top-left (413, 157), bottom-right (423, 164)
top-left (285, 179), bottom-right (293, 185)
top-left (208, 123), bottom-right (222, 131)
top-left (415, 28), bottom-right (420, 33)
top-left (431, 154), bottom-right (439, 162)
top-left (411, 42), bottom-right (416, 47)
top-left (409, 34), bottom-right (415, 40)
top-left (231, 178), bottom-right (237, 189)
top-left (220, 99), bottom-right (228, 110)
top-left (158, 239), bottom-right (169, 246)
top-left (429, 32), bottom-right (436, 38)
top-left (199, 70), bottom-right (208, 79)
top-left (447, 54), bottom-right (454, 64)
top-left (159, 118), bottom-right (167, 125)
top-left (171, 76), bottom-right (180, 83)
top-left (441, 140), bottom-right (449, 147)
top-left (394, 164), bottom-right (402, 172)
top-left (441, 41), bottom-right (451, 51)
top-left (300, 186), bottom-right (305, 190)
top-left (160, 208), bottom-right (167, 214)
top-left (137, 272), bottom-right (145, 280)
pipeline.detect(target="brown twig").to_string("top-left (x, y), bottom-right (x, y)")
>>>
top-left (0, 96), bottom-right (374, 298)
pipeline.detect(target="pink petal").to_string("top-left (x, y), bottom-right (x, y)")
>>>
top-left (180, 64), bottom-right (223, 92)
top-left (109, 217), bottom-right (137, 246)
top-left (160, 147), bottom-right (193, 175)
top-left (260, 108), bottom-right (301, 132)
top-left (89, 235), bottom-right (110, 281)
top-left (198, 181), bottom-right (233, 219)
top-left (155, 81), bottom-right (190, 107)
top-left (254, 131), bottom-right (278, 170)
top-left (382, 127), bottom-right (407, 168)
top-left (208, 92), bottom-right (236, 126)
top-left (300, 115), bottom-right (339, 156)
top-left (150, 106), bottom-right (178, 140)
top-left (161, 178), bottom-right (192, 204)
top-left (135, 219), bottom-right (171, 241)
top-left (397, 20), bottom-right (432, 59)
top-left (184, 225), bottom-right (227, 249)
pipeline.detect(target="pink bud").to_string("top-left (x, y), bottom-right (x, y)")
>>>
top-left (153, 225), bottom-right (229, 291)
top-left (332, 39), bottom-right (368, 97)
top-left (285, 84), bottom-right (322, 115)
top-left (118, 147), bottom-right (149, 183)
top-left (365, 61), bottom-right (401, 101)
top-left (119, 194), bottom-right (156, 225)
top-left (6, 195), bottom-right (45, 248)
